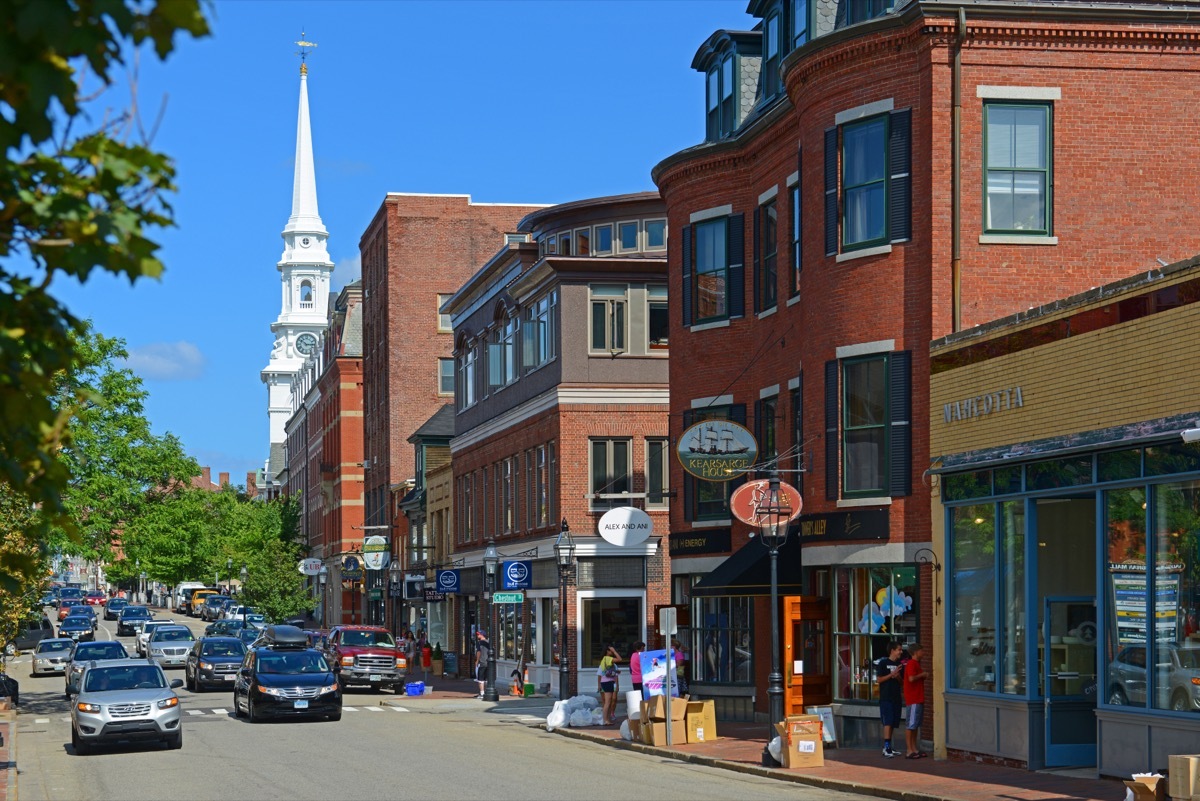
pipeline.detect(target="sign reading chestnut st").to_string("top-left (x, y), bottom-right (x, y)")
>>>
top-left (677, 420), bottom-right (758, 481)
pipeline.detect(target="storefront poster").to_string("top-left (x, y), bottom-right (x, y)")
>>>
top-left (1110, 562), bottom-right (1182, 647)
top-left (639, 649), bottom-right (679, 699)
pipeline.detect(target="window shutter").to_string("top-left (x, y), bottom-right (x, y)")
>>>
top-left (792, 147), bottom-right (803, 286)
top-left (754, 398), bottom-right (764, 451)
top-left (824, 127), bottom-right (838, 256)
top-left (730, 404), bottom-right (749, 493)
top-left (728, 214), bottom-right (745, 317)
top-left (681, 225), bottom-right (693, 327)
top-left (682, 410), bottom-right (696, 521)
top-left (752, 206), bottom-right (762, 313)
top-left (824, 359), bottom-right (838, 500)
top-left (888, 350), bottom-right (912, 497)
top-left (889, 109), bottom-right (912, 243)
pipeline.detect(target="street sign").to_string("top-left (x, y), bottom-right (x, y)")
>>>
top-left (659, 605), bottom-right (677, 636)
top-left (493, 591), bottom-right (525, 604)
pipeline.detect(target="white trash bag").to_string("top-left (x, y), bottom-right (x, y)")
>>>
top-left (569, 708), bottom-right (594, 727)
top-left (567, 694), bottom-right (599, 711)
top-left (619, 719), bottom-right (633, 741)
top-left (590, 707), bottom-right (604, 725)
top-left (768, 735), bottom-right (782, 763)
top-left (545, 700), bottom-right (569, 732)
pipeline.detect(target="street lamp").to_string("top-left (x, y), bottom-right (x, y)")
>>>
top-left (239, 564), bottom-right (248, 625)
top-left (139, 571), bottom-right (147, 606)
top-left (226, 557), bottom-right (233, 594)
top-left (553, 518), bottom-right (575, 699)
top-left (482, 539), bottom-right (499, 702)
top-left (389, 559), bottom-right (404, 636)
top-left (756, 472), bottom-right (793, 767)
top-left (318, 564), bottom-right (329, 628)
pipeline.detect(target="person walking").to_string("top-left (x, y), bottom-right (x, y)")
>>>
top-left (474, 630), bottom-right (491, 699)
top-left (876, 640), bottom-right (905, 758)
top-left (671, 639), bottom-right (689, 695)
top-left (628, 641), bottom-right (646, 695)
top-left (596, 644), bottom-right (621, 725)
top-left (902, 642), bottom-right (928, 759)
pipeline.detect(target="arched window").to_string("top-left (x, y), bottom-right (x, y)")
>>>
top-left (299, 281), bottom-right (314, 309)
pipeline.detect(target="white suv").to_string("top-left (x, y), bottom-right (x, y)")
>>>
top-left (136, 620), bottom-right (176, 657)
top-left (71, 659), bottom-right (184, 754)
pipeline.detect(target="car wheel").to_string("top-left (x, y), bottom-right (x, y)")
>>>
top-left (232, 693), bottom-right (245, 718)
top-left (166, 730), bottom-right (183, 750)
top-left (185, 670), bottom-right (196, 692)
top-left (247, 695), bottom-right (259, 723)
top-left (1171, 691), bottom-right (1191, 712)
top-left (71, 726), bottom-right (90, 756)
top-left (327, 709), bottom-right (342, 722)
top-left (1108, 687), bottom-right (1127, 705)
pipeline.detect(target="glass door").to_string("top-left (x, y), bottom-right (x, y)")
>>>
top-left (1043, 596), bottom-right (1098, 766)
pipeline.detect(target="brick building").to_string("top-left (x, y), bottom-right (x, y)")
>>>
top-left (445, 192), bottom-right (671, 697)
top-left (652, 0), bottom-right (1200, 754)
top-left (359, 194), bottom-right (544, 626)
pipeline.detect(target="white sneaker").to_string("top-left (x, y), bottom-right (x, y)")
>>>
top-left (882, 747), bottom-right (897, 758)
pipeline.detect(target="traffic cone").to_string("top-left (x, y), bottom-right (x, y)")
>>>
top-left (523, 668), bottom-right (531, 696)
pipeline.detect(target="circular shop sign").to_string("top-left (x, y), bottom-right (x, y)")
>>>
top-left (505, 561), bottom-right (529, 585)
top-left (437, 571), bottom-right (457, 590)
top-left (362, 535), bottom-right (389, 570)
top-left (298, 558), bottom-right (323, 576)
top-left (597, 506), bottom-right (653, 548)
top-left (729, 479), bottom-right (804, 527)
top-left (677, 420), bottom-right (758, 482)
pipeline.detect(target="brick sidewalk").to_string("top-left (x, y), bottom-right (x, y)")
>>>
top-left (1, 708), bottom-right (13, 801)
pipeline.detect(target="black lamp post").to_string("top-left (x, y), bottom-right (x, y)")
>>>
top-left (482, 539), bottom-right (499, 702)
top-left (389, 559), bottom-right (404, 636)
top-left (239, 564), bottom-right (248, 625)
top-left (318, 564), bottom-right (328, 628)
top-left (553, 518), bottom-right (574, 699)
top-left (226, 557), bottom-right (233, 595)
top-left (757, 472), bottom-right (793, 767)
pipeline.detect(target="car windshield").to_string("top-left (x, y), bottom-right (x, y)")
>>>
top-left (245, 614), bottom-right (264, 624)
top-left (238, 630), bottom-right (258, 644)
top-left (122, 607), bottom-right (149, 618)
top-left (154, 629), bottom-right (194, 642)
top-left (257, 652), bottom-right (329, 674)
top-left (202, 641), bottom-right (246, 658)
top-left (63, 616), bottom-right (90, 626)
top-left (1176, 647), bottom-right (1200, 669)
top-left (341, 631), bottom-right (395, 648)
top-left (84, 665), bottom-right (167, 692)
top-left (109, 599), bottom-right (127, 607)
top-left (37, 640), bottom-right (71, 653)
top-left (69, 606), bottom-right (90, 615)
top-left (74, 643), bottom-right (128, 660)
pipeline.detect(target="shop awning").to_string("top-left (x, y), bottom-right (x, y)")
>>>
top-left (690, 535), bottom-right (804, 597)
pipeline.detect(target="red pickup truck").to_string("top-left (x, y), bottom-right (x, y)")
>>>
top-left (321, 625), bottom-right (407, 693)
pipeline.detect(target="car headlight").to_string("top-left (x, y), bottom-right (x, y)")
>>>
top-left (257, 685), bottom-right (286, 697)
top-left (199, 661), bottom-right (212, 670)
top-left (341, 656), bottom-right (354, 666)
top-left (320, 683), bottom-right (339, 694)
top-left (1191, 677), bottom-right (1200, 686)
top-left (157, 696), bottom-right (179, 709)
top-left (76, 702), bottom-right (101, 713)
top-left (395, 658), bottom-right (405, 669)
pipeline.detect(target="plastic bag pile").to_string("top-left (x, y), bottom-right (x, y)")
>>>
top-left (545, 694), bottom-right (602, 731)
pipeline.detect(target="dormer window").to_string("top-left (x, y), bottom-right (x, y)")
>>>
top-left (706, 54), bottom-right (735, 140)
top-left (763, 13), bottom-right (781, 98)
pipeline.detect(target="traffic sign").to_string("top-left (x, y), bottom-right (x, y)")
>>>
top-left (493, 591), bottom-right (524, 604)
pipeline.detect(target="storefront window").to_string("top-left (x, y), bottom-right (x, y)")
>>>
top-left (546, 598), bottom-right (560, 666)
top-left (1151, 481), bottom-right (1200, 713)
top-left (1105, 487), bottom-right (1147, 707)
top-left (695, 596), bottom-right (752, 684)
top-left (1001, 500), bottom-right (1026, 694)
top-left (580, 597), bottom-right (641, 668)
top-left (499, 602), bottom-right (517, 660)
top-left (834, 565), bottom-right (919, 700)
top-left (951, 504), bottom-right (995, 690)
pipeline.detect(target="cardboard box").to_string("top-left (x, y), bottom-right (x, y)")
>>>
top-left (642, 719), bottom-right (689, 746)
top-left (1169, 755), bottom-right (1200, 800)
top-left (1124, 774), bottom-right (1166, 801)
top-left (685, 699), bottom-right (718, 743)
top-left (776, 715), bottom-right (825, 769)
top-left (645, 694), bottom-right (687, 721)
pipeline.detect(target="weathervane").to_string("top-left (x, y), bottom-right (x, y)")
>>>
top-left (295, 30), bottom-right (317, 74)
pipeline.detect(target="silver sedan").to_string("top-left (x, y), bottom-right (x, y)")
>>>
top-left (31, 638), bottom-right (74, 675)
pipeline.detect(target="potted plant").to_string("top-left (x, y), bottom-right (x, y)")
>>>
top-left (431, 642), bottom-right (444, 676)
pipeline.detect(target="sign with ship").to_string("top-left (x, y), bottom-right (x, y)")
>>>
top-left (677, 420), bottom-right (758, 481)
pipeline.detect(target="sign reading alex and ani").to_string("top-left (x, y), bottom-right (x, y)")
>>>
top-left (677, 420), bottom-right (758, 481)
top-left (792, 509), bottom-right (889, 542)
top-left (944, 387), bottom-right (1024, 424)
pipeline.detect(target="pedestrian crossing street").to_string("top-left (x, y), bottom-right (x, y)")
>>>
top-left (31, 705), bottom-right (412, 724)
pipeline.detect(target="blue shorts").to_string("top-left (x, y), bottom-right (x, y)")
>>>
top-left (906, 703), bottom-right (924, 730)
top-left (879, 700), bottom-right (902, 728)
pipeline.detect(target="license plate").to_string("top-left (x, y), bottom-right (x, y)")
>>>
top-left (369, 674), bottom-right (381, 682)
top-left (224, 674), bottom-right (235, 681)
top-left (294, 699), bottom-right (309, 709)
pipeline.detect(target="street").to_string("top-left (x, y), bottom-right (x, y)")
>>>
top-left (7, 612), bottom-right (879, 801)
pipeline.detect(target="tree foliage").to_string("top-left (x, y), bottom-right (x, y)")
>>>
top-left (0, 0), bottom-right (209, 589)
top-left (0, 483), bottom-right (50, 654)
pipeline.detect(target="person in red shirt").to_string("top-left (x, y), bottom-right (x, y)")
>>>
top-left (902, 643), bottom-right (927, 759)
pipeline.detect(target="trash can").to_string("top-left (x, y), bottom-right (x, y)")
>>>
top-left (405, 681), bottom-right (425, 697)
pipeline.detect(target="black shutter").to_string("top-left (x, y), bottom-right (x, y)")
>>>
top-left (728, 214), bottom-right (745, 318)
top-left (682, 410), bottom-right (695, 521)
top-left (754, 398), bottom-right (764, 452)
top-left (752, 206), bottom-right (762, 313)
top-left (889, 109), bottom-right (912, 243)
top-left (681, 225), bottom-right (693, 327)
top-left (792, 373), bottom-right (804, 496)
top-left (824, 127), bottom-right (838, 257)
top-left (888, 350), bottom-right (912, 497)
top-left (824, 360), bottom-right (839, 500)
top-left (730, 403), bottom-right (749, 494)
top-left (792, 148), bottom-right (802, 293)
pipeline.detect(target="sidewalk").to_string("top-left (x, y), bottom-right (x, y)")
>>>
top-left (1, 708), bottom-right (14, 801)
top-left (395, 677), bottom-right (1123, 801)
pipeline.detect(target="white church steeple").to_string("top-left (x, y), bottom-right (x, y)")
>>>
top-left (261, 35), bottom-right (335, 487)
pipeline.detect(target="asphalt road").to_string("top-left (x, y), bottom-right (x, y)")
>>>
top-left (10, 610), bottom-right (877, 801)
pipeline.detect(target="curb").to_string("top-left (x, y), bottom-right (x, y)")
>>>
top-left (2, 709), bottom-right (16, 801)
top-left (544, 725), bottom-right (963, 801)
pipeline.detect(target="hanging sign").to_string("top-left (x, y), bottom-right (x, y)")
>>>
top-left (298, 558), bottom-right (323, 576)
top-left (597, 506), bottom-right (653, 547)
top-left (362, 535), bottom-right (390, 570)
top-left (341, 555), bottom-right (363, 580)
top-left (502, 560), bottom-right (532, 590)
top-left (729, 479), bottom-right (804, 527)
top-left (677, 420), bottom-right (757, 481)
top-left (436, 569), bottom-right (460, 594)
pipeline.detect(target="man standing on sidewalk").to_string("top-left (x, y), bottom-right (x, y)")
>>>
top-left (475, 630), bottom-right (491, 699)
top-left (875, 641), bottom-right (905, 758)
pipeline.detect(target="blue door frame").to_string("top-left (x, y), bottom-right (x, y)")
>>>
top-left (1043, 595), bottom-right (1098, 767)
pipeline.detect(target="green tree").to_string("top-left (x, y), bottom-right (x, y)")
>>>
top-left (0, 0), bottom-right (209, 588)
top-left (0, 483), bottom-right (50, 653)
top-left (241, 537), bottom-right (314, 625)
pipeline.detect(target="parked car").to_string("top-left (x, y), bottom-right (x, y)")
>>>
top-left (200, 595), bottom-right (231, 622)
top-left (117, 605), bottom-right (152, 636)
top-left (205, 619), bottom-right (245, 637)
top-left (233, 625), bottom-right (341, 722)
top-left (11, 615), bottom-right (55, 652)
top-left (136, 620), bottom-right (177, 657)
top-left (83, 591), bottom-right (107, 606)
top-left (103, 597), bottom-right (129, 621)
top-left (71, 658), bottom-right (184, 754)
top-left (64, 640), bottom-right (129, 698)
top-left (1108, 643), bottom-right (1200, 712)
top-left (320, 625), bottom-right (407, 693)
top-left (58, 616), bottom-right (95, 643)
top-left (31, 638), bottom-right (74, 676)
top-left (146, 626), bottom-right (196, 669)
top-left (185, 636), bottom-right (247, 691)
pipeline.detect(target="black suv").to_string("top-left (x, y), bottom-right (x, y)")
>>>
top-left (233, 625), bottom-right (341, 723)
top-left (117, 606), bottom-right (151, 636)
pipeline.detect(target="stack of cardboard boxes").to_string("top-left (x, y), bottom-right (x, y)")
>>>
top-left (1168, 755), bottom-right (1200, 801)
top-left (636, 696), bottom-right (719, 746)
top-left (775, 714), bottom-right (825, 769)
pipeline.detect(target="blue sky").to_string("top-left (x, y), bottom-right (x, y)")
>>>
top-left (52, 0), bottom-right (750, 485)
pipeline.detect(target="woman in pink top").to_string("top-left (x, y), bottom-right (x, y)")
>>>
top-left (628, 641), bottom-right (645, 693)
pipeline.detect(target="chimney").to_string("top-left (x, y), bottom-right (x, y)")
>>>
top-left (219, 472), bottom-right (229, 487)
top-left (246, 472), bottom-right (257, 497)
top-left (202, 466), bottom-right (212, 487)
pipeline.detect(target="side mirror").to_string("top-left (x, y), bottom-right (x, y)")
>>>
top-left (169, 679), bottom-right (184, 689)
